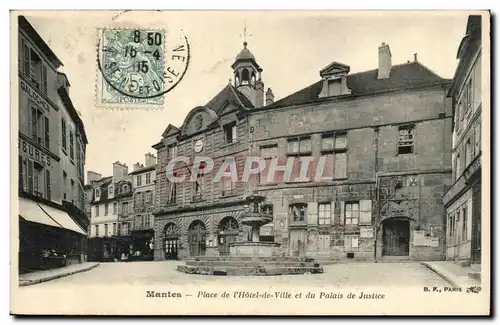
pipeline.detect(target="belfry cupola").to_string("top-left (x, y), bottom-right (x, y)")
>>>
top-left (231, 40), bottom-right (265, 108)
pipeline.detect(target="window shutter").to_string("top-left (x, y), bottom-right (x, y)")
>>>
top-left (339, 201), bottom-right (345, 225)
top-left (27, 160), bottom-right (33, 193)
top-left (45, 170), bottom-right (51, 200)
top-left (307, 202), bottom-right (318, 225)
top-left (330, 201), bottom-right (336, 225)
top-left (359, 200), bottom-right (372, 225)
top-left (232, 125), bottom-right (237, 142)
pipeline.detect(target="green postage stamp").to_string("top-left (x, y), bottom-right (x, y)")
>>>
top-left (96, 28), bottom-right (189, 109)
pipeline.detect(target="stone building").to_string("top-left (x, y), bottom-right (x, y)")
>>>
top-left (443, 15), bottom-right (483, 266)
top-left (153, 39), bottom-right (453, 261)
top-left (128, 153), bottom-right (157, 260)
top-left (87, 162), bottom-right (133, 261)
top-left (18, 16), bottom-right (89, 272)
top-left (152, 42), bottom-right (260, 260)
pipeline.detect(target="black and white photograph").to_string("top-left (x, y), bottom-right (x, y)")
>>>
top-left (9, 10), bottom-right (490, 315)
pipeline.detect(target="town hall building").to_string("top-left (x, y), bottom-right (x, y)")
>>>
top-left (153, 38), bottom-right (453, 262)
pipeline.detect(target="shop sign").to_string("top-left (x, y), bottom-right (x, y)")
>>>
top-left (19, 138), bottom-right (52, 166)
top-left (20, 80), bottom-right (51, 112)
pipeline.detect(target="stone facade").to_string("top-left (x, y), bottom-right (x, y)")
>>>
top-left (153, 40), bottom-right (453, 262)
top-left (18, 16), bottom-right (89, 270)
top-left (443, 15), bottom-right (483, 266)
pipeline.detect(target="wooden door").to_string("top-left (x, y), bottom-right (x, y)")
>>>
top-left (289, 229), bottom-right (307, 257)
top-left (164, 238), bottom-right (178, 260)
top-left (188, 221), bottom-right (206, 257)
top-left (218, 233), bottom-right (237, 256)
top-left (382, 219), bottom-right (410, 256)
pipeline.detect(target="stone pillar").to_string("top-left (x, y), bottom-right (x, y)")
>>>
top-left (251, 225), bottom-right (260, 242)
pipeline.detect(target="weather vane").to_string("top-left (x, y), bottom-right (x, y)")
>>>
top-left (240, 21), bottom-right (252, 47)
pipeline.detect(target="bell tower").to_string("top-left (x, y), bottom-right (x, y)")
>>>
top-left (231, 27), bottom-right (264, 108)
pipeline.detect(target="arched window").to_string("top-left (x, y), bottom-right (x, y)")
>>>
top-left (164, 223), bottom-right (179, 238)
top-left (241, 68), bottom-right (250, 85)
top-left (234, 71), bottom-right (240, 86)
top-left (219, 217), bottom-right (239, 232)
top-left (250, 72), bottom-right (256, 86)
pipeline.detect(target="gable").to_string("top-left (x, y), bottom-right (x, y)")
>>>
top-left (217, 101), bottom-right (240, 116)
top-left (320, 62), bottom-right (350, 77)
top-left (162, 124), bottom-right (180, 138)
top-left (181, 106), bottom-right (218, 137)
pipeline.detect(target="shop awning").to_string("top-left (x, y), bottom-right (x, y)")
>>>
top-left (19, 197), bottom-right (60, 229)
top-left (37, 203), bottom-right (87, 236)
top-left (19, 197), bottom-right (87, 236)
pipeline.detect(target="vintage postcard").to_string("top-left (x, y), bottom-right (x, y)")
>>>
top-left (10, 10), bottom-right (490, 315)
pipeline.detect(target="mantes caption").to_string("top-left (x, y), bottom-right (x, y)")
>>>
top-left (146, 290), bottom-right (385, 300)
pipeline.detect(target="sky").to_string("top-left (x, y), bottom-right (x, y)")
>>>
top-left (25, 11), bottom-right (471, 177)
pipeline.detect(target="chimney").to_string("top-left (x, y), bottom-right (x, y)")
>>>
top-left (133, 163), bottom-right (143, 171)
top-left (265, 88), bottom-right (275, 106)
top-left (378, 42), bottom-right (392, 79)
top-left (413, 53), bottom-right (418, 62)
top-left (145, 153), bottom-right (157, 167)
top-left (86, 171), bottom-right (102, 184)
top-left (112, 161), bottom-right (129, 184)
top-left (254, 79), bottom-right (265, 108)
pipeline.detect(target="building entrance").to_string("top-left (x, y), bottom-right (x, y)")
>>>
top-left (382, 218), bottom-right (410, 256)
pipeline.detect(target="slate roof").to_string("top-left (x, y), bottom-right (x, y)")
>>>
top-left (128, 164), bottom-right (156, 176)
top-left (205, 84), bottom-right (254, 113)
top-left (19, 16), bottom-right (63, 68)
top-left (268, 62), bottom-right (451, 109)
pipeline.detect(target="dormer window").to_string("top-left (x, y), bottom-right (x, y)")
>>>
top-left (95, 188), bottom-right (101, 201)
top-left (108, 185), bottom-right (114, 199)
top-left (122, 184), bottom-right (129, 193)
top-left (318, 62), bottom-right (352, 98)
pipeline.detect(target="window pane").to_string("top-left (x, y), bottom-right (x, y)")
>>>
top-left (335, 134), bottom-right (347, 149)
top-left (322, 136), bottom-right (334, 150)
top-left (319, 204), bottom-right (325, 212)
top-left (300, 138), bottom-right (311, 152)
top-left (334, 153), bottom-right (347, 178)
top-left (287, 139), bottom-right (299, 153)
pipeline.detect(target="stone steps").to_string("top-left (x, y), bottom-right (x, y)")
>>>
top-left (184, 260), bottom-right (321, 268)
top-left (177, 264), bottom-right (323, 276)
top-left (187, 256), bottom-right (315, 262)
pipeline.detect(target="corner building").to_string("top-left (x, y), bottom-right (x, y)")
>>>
top-left (18, 16), bottom-right (89, 272)
top-left (442, 15), bottom-right (483, 266)
top-left (154, 40), bottom-right (453, 261)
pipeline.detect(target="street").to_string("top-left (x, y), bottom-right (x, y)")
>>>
top-left (18, 261), bottom-right (448, 288)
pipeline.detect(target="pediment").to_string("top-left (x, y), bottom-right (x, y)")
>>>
top-left (218, 100), bottom-right (240, 116)
top-left (320, 61), bottom-right (351, 78)
top-left (161, 124), bottom-right (181, 138)
top-left (181, 106), bottom-right (219, 137)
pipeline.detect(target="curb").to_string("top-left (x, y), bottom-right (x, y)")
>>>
top-left (420, 262), bottom-right (458, 287)
top-left (19, 263), bottom-right (100, 287)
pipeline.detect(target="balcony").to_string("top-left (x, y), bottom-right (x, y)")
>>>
top-left (463, 154), bottom-right (481, 184)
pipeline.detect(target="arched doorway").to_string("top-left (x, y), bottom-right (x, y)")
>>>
top-left (218, 217), bottom-right (239, 256)
top-left (164, 223), bottom-right (179, 260)
top-left (382, 218), bottom-right (410, 256)
top-left (188, 220), bottom-right (207, 256)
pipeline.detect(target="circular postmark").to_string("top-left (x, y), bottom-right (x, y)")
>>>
top-left (96, 27), bottom-right (190, 106)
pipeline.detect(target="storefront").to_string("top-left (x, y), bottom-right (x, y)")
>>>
top-left (129, 229), bottom-right (155, 261)
top-left (18, 196), bottom-right (87, 273)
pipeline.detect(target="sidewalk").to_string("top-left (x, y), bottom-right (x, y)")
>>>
top-left (19, 262), bottom-right (100, 287)
top-left (421, 261), bottom-right (481, 287)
